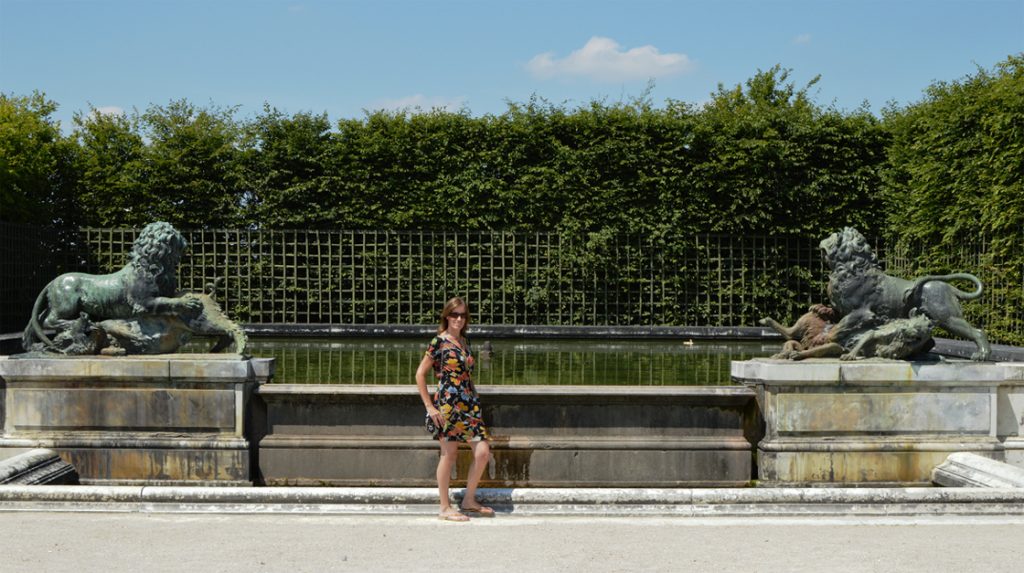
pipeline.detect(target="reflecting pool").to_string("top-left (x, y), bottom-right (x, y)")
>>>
top-left (243, 337), bottom-right (776, 386)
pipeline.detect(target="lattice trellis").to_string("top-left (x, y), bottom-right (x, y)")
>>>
top-left (4, 223), bottom-right (1020, 346)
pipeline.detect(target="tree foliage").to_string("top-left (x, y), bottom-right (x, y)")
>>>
top-left (0, 92), bottom-right (78, 225)
top-left (881, 54), bottom-right (1024, 248)
top-left (880, 54), bottom-right (1024, 344)
top-left (688, 66), bottom-right (886, 236)
top-left (74, 108), bottom-right (146, 225)
top-left (2, 60), bottom-right (1015, 246)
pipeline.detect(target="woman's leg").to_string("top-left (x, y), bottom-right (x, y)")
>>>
top-left (462, 439), bottom-right (491, 508)
top-left (437, 439), bottom-right (461, 515)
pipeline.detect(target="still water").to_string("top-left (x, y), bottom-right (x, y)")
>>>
top-left (245, 337), bottom-right (776, 386)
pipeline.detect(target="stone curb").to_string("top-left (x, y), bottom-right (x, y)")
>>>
top-left (2, 486), bottom-right (1024, 516)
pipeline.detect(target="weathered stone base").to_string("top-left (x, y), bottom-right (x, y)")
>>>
top-left (0, 355), bottom-right (272, 485)
top-left (733, 358), bottom-right (1024, 486)
top-left (255, 385), bottom-right (761, 487)
top-left (758, 440), bottom-right (1000, 487)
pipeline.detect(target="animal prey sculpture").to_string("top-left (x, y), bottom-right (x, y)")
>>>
top-left (762, 305), bottom-right (935, 361)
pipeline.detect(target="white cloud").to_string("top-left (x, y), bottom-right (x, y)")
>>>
top-left (93, 106), bottom-right (125, 117)
top-left (793, 33), bottom-right (812, 45)
top-left (371, 94), bottom-right (467, 113)
top-left (526, 36), bottom-right (695, 82)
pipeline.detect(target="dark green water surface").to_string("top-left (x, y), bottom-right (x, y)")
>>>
top-left (247, 337), bottom-right (776, 386)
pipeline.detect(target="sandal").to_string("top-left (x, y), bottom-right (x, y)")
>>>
top-left (459, 504), bottom-right (495, 517)
top-left (438, 508), bottom-right (470, 522)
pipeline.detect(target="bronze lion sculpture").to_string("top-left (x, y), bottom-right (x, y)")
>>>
top-left (821, 227), bottom-right (989, 360)
top-left (22, 222), bottom-right (245, 355)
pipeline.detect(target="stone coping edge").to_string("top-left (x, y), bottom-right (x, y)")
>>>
top-left (1, 486), bottom-right (1024, 516)
top-left (256, 384), bottom-right (756, 398)
top-left (242, 324), bottom-right (782, 340)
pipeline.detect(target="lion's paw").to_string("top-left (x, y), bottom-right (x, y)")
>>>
top-left (182, 298), bottom-right (204, 312)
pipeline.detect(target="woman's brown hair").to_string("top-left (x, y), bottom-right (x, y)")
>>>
top-left (437, 296), bottom-right (471, 335)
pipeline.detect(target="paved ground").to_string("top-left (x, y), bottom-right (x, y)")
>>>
top-left (1, 512), bottom-right (1022, 572)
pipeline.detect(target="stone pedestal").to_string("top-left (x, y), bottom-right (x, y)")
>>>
top-left (0, 354), bottom-right (273, 485)
top-left (732, 359), bottom-right (1024, 486)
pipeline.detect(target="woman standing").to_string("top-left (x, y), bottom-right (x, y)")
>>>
top-left (415, 297), bottom-right (494, 521)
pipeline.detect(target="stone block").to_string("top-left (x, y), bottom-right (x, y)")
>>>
top-left (169, 356), bottom-right (251, 381)
top-left (774, 391), bottom-right (991, 435)
top-left (0, 448), bottom-right (79, 484)
top-left (932, 452), bottom-right (1024, 487)
top-left (997, 385), bottom-right (1024, 438)
top-left (60, 445), bottom-right (250, 485)
top-left (759, 444), bottom-right (996, 486)
top-left (0, 358), bottom-right (170, 381)
top-left (6, 387), bottom-right (237, 434)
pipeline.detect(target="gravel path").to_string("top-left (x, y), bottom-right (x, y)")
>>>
top-left (1, 512), bottom-right (1021, 572)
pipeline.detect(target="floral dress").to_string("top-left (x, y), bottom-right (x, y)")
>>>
top-left (425, 335), bottom-right (490, 442)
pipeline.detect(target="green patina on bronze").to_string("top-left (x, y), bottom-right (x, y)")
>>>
top-left (21, 221), bottom-right (246, 356)
top-left (761, 227), bottom-right (990, 362)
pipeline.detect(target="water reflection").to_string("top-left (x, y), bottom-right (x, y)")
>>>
top-left (241, 338), bottom-right (775, 386)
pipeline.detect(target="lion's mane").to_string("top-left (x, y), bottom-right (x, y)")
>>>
top-left (825, 227), bottom-right (879, 282)
top-left (125, 222), bottom-right (188, 313)
top-left (823, 227), bottom-right (886, 316)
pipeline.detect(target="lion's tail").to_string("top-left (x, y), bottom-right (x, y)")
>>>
top-left (903, 273), bottom-right (984, 308)
top-left (22, 281), bottom-right (58, 351)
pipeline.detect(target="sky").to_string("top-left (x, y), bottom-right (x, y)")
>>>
top-left (1, 0), bottom-right (1022, 131)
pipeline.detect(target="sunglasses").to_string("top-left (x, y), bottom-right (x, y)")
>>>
top-left (448, 312), bottom-right (468, 319)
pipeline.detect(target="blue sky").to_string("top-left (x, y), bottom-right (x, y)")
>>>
top-left (1, 0), bottom-right (1021, 130)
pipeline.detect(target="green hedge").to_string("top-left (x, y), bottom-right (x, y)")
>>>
top-left (1, 66), bottom-right (888, 239)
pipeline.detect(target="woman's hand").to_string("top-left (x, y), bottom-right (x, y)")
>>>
top-left (426, 405), bottom-right (443, 427)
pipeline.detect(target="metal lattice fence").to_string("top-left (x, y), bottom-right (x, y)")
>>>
top-left (74, 228), bottom-right (828, 328)
top-left (885, 233), bottom-right (1024, 346)
top-left (4, 223), bottom-right (1021, 345)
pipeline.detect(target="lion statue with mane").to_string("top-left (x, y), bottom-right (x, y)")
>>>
top-left (820, 227), bottom-right (989, 361)
top-left (22, 221), bottom-right (246, 355)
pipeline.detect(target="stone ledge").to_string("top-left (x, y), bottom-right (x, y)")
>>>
top-left (758, 437), bottom-right (1002, 452)
top-left (0, 436), bottom-right (249, 449)
top-left (256, 383), bottom-right (756, 400)
top-left (242, 324), bottom-right (781, 340)
top-left (2, 485), bottom-right (1024, 516)
top-left (0, 354), bottom-right (256, 383)
top-left (732, 358), bottom-right (1024, 386)
top-left (259, 435), bottom-right (754, 450)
